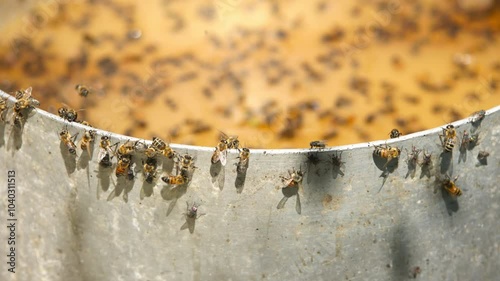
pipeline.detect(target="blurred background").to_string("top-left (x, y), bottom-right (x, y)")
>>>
top-left (0, 0), bottom-right (498, 148)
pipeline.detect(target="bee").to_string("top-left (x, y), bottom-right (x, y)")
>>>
top-left (0, 96), bottom-right (9, 122)
top-left (373, 145), bottom-right (401, 168)
top-left (98, 135), bottom-right (114, 167)
top-left (57, 106), bottom-right (79, 122)
top-left (142, 157), bottom-right (158, 184)
top-left (389, 128), bottom-right (402, 138)
top-left (178, 154), bottom-right (195, 172)
top-left (151, 137), bottom-right (175, 158)
top-left (236, 148), bottom-right (250, 174)
top-left (439, 125), bottom-right (457, 152)
top-left (442, 175), bottom-right (462, 196)
top-left (280, 168), bottom-right (304, 188)
top-left (116, 140), bottom-right (135, 159)
top-left (310, 140), bottom-right (326, 149)
top-left (13, 87), bottom-right (39, 129)
top-left (59, 129), bottom-right (78, 155)
top-left (75, 84), bottom-right (90, 97)
top-left (115, 155), bottom-right (131, 177)
top-left (211, 139), bottom-right (228, 165)
top-left (221, 132), bottom-right (239, 149)
top-left (161, 174), bottom-right (187, 186)
top-left (470, 109), bottom-right (485, 124)
top-left (79, 129), bottom-right (96, 155)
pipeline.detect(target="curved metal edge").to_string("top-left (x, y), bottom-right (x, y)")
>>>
top-left (2, 89), bottom-right (499, 154)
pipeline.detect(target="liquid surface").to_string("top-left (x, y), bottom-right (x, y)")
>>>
top-left (0, 0), bottom-right (499, 148)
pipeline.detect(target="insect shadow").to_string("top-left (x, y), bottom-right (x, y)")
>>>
top-left (277, 186), bottom-right (301, 215)
top-left (210, 161), bottom-right (225, 191)
top-left (0, 121), bottom-right (6, 148)
top-left (439, 151), bottom-right (453, 175)
top-left (372, 154), bottom-right (399, 193)
top-left (59, 141), bottom-right (77, 174)
top-left (140, 181), bottom-right (155, 200)
top-left (438, 183), bottom-right (459, 216)
top-left (330, 152), bottom-right (345, 179)
top-left (161, 157), bottom-right (175, 174)
top-left (7, 124), bottom-right (24, 152)
top-left (107, 175), bottom-right (135, 203)
top-left (304, 152), bottom-right (324, 184)
top-left (458, 145), bottom-right (467, 163)
top-left (161, 184), bottom-right (188, 217)
top-left (96, 165), bottom-right (114, 200)
top-left (234, 166), bottom-right (247, 194)
top-left (77, 142), bottom-right (95, 170)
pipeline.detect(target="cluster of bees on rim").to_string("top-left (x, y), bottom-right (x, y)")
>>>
top-left (0, 86), bottom-right (493, 218)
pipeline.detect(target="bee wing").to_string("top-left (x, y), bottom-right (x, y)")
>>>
top-left (295, 194), bottom-right (301, 215)
top-left (98, 148), bottom-right (107, 163)
top-left (220, 149), bottom-right (227, 166)
top-left (277, 196), bottom-right (288, 209)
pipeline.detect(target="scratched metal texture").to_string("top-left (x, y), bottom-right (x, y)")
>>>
top-left (0, 89), bottom-right (499, 281)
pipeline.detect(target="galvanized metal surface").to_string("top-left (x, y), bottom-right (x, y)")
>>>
top-left (0, 89), bottom-right (499, 281)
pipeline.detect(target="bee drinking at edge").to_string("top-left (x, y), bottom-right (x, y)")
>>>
top-left (178, 153), bottom-right (196, 172)
top-left (98, 135), bottom-right (114, 167)
top-left (115, 155), bottom-right (132, 177)
top-left (75, 84), bottom-right (91, 97)
top-left (142, 157), bottom-right (158, 184)
top-left (236, 147), bottom-right (250, 174)
top-left (211, 139), bottom-right (228, 165)
top-left (58, 106), bottom-right (81, 122)
top-left (373, 144), bottom-right (401, 168)
top-left (116, 140), bottom-right (136, 159)
top-left (280, 167), bottom-right (304, 189)
top-left (439, 124), bottom-right (457, 152)
top-left (442, 175), bottom-right (462, 196)
top-left (310, 140), bottom-right (326, 149)
top-left (59, 129), bottom-right (78, 155)
top-left (151, 137), bottom-right (176, 159)
top-left (389, 128), bottom-right (402, 138)
top-left (79, 129), bottom-right (96, 155)
top-left (12, 86), bottom-right (39, 129)
top-left (220, 132), bottom-right (239, 149)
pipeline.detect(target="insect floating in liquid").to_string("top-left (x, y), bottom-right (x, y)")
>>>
top-left (211, 139), bottom-right (228, 166)
top-left (75, 84), bottom-right (91, 97)
top-left (79, 129), bottom-right (96, 155)
top-left (236, 147), bottom-right (250, 174)
top-left (59, 129), bottom-right (78, 155)
top-left (439, 124), bottom-right (457, 152)
top-left (310, 140), bottom-right (326, 149)
top-left (442, 175), bottom-right (462, 196)
top-left (389, 129), bottom-right (402, 139)
top-left (373, 144), bottom-right (401, 168)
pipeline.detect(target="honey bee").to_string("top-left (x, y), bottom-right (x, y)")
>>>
top-left (178, 154), bottom-right (195, 172)
top-left (161, 174), bottom-right (187, 186)
top-left (115, 155), bottom-right (131, 177)
top-left (373, 145), bottom-right (401, 168)
top-left (442, 175), bottom-right (462, 196)
top-left (151, 137), bottom-right (175, 158)
top-left (57, 106), bottom-right (79, 122)
top-left (236, 148), bottom-right (250, 174)
top-left (221, 132), bottom-right (239, 149)
top-left (0, 96), bottom-right (9, 122)
top-left (79, 129), bottom-right (96, 155)
top-left (310, 140), bottom-right (326, 149)
top-left (75, 84), bottom-right (90, 97)
top-left (59, 129), bottom-right (78, 155)
top-left (98, 135), bottom-right (114, 167)
top-left (439, 125), bottom-right (457, 152)
top-left (211, 139), bottom-right (228, 165)
top-left (142, 157), bottom-right (158, 184)
top-left (116, 140), bottom-right (135, 159)
top-left (389, 128), bottom-right (402, 138)
top-left (12, 86), bottom-right (39, 129)
top-left (280, 168), bottom-right (304, 188)
top-left (470, 109), bottom-right (485, 124)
